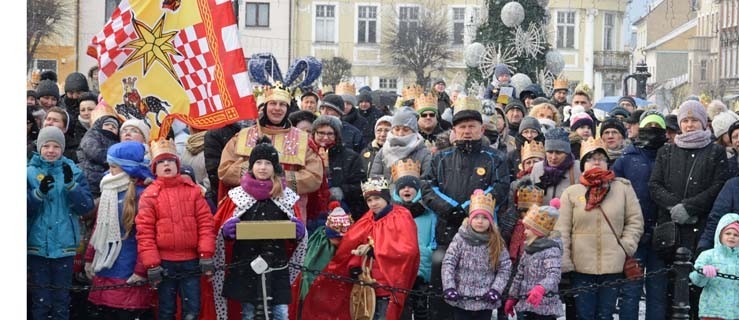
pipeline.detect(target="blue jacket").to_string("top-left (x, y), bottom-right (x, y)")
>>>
top-left (698, 177), bottom-right (739, 250)
top-left (392, 190), bottom-right (437, 282)
top-left (612, 144), bottom-right (658, 243)
top-left (689, 213), bottom-right (739, 319)
top-left (95, 183), bottom-right (146, 279)
top-left (27, 153), bottom-right (94, 258)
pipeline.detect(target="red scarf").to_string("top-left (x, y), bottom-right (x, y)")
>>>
top-left (579, 168), bottom-right (616, 210)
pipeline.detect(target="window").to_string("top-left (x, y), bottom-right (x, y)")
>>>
top-left (246, 3), bottom-right (269, 27)
top-left (315, 5), bottom-right (336, 43)
top-left (452, 8), bottom-right (465, 45)
top-left (105, 0), bottom-right (122, 20)
top-left (358, 6), bottom-right (377, 44)
top-left (398, 6), bottom-right (420, 39)
top-left (379, 78), bottom-right (397, 90)
top-left (602, 81), bottom-right (616, 96)
top-left (603, 13), bottom-right (615, 51)
top-left (700, 60), bottom-right (707, 81)
top-left (556, 11), bottom-right (576, 49)
top-left (33, 59), bottom-right (57, 75)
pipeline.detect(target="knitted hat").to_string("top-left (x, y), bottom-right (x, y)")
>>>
top-left (609, 106), bottom-right (631, 119)
top-left (522, 202), bottom-right (560, 237)
top-left (729, 121), bottom-right (739, 143)
top-left (544, 127), bottom-right (571, 153)
top-left (27, 90), bottom-right (38, 99)
top-left (678, 100), bottom-right (708, 129)
top-left (180, 165), bottom-right (196, 182)
top-left (469, 189), bottom-right (496, 227)
top-left (375, 115), bottom-right (393, 132)
top-left (340, 94), bottom-right (357, 107)
top-left (722, 221), bottom-right (739, 235)
top-left (665, 114), bottom-right (680, 131)
top-left (570, 113), bottom-right (594, 132)
top-left (320, 94), bottom-right (345, 116)
top-left (36, 80), bottom-right (60, 100)
top-left (391, 106), bottom-right (419, 133)
top-left (79, 92), bottom-right (99, 104)
top-left (64, 72), bottom-right (89, 93)
top-left (625, 109), bottom-right (645, 124)
top-left (639, 111), bottom-right (666, 129)
top-left (150, 138), bottom-right (179, 171)
top-left (312, 115), bottom-right (343, 144)
top-left (107, 141), bottom-right (153, 180)
top-left (599, 118), bottom-right (627, 138)
top-left (362, 176), bottom-right (391, 202)
top-left (434, 79), bottom-right (446, 86)
top-left (357, 92), bottom-right (372, 104)
top-left (325, 201), bottom-right (354, 238)
top-left (504, 98), bottom-right (526, 116)
top-left (518, 116), bottom-right (542, 134)
top-left (617, 96), bottom-right (637, 109)
top-left (494, 64), bottom-right (512, 80)
top-left (396, 175), bottom-right (421, 192)
top-left (103, 117), bottom-right (120, 131)
top-left (121, 118), bottom-right (151, 142)
top-left (248, 136), bottom-right (283, 175)
top-left (707, 100), bottom-right (729, 121)
top-left (36, 126), bottom-right (65, 154)
top-left (300, 90), bottom-right (320, 102)
top-left (711, 111), bottom-right (739, 138)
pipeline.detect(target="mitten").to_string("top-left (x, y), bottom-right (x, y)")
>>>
top-left (504, 299), bottom-right (517, 317)
top-left (291, 216), bottom-right (306, 240)
top-left (670, 204), bottom-right (692, 224)
top-left (147, 266), bottom-right (164, 288)
top-left (39, 175), bottom-right (55, 194)
top-left (702, 265), bottom-right (718, 278)
top-left (126, 273), bottom-right (146, 284)
top-left (62, 163), bottom-right (73, 185)
top-left (200, 258), bottom-right (215, 276)
top-left (485, 289), bottom-right (501, 304)
top-left (526, 285), bottom-right (546, 307)
top-left (329, 187), bottom-right (344, 201)
top-left (222, 217), bottom-right (239, 239)
top-left (443, 288), bottom-right (459, 301)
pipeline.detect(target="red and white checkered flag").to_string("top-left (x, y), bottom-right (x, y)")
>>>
top-left (86, 0), bottom-right (137, 84)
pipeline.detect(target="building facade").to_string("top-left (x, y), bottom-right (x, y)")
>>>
top-left (719, 0), bottom-right (739, 100)
top-left (688, 0), bottom-right (720, 96)
top-left (28, 0), bottom-right (81, 88)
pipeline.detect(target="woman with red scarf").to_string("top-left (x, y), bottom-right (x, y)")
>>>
top-left (554, 137), bottom-right (643, 320)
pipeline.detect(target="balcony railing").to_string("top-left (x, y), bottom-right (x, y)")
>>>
top-left (593, 51), bottom-right (631, 71)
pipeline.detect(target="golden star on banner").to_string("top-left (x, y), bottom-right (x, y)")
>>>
top-left (121, 14), bottom-right (181, 80)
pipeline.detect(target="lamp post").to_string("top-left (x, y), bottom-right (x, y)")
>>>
top-left (623, 60), bottom-right (651, 99)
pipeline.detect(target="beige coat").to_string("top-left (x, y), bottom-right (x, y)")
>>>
top-left (530, 160), bottom-right (582, 204)
top-left (555, 178), bottom-right (644, 275)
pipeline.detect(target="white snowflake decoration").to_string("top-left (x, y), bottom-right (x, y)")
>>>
top-left (466, 79), bottom-right (486, 99)
top-left (478, 44), bottom-right (519, 79)
top-left (537, 69), bottom-right (556, 97)
top-left (511, 73), bottom-right (533, 96)
top-left (511, 24), bottom-right (546, 58)
top-left (545, 51), bottom-right (565, 75)
top-left (501, 1), bottom-right (525, 28)
top-left (464, 42), bottom-right (487, 68)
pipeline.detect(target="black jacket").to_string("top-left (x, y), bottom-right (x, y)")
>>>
top-left (64, 121), bottom-right (87, 163)
top-left (204, 123), bottom-right (242, 202)
top-left (342, 108), bottom-right (370, 148)
top-left (437, 91), bottom-right (452, 117)
top-left (422, 140), bottom-right (510, 245)
top-left (357, 106), bottom-right (385, 142)
top-left (340, 121), bottom-right (364, 153)
top-left (359, 142), bottom-right (382, 180)
top-left (327, 145), bottom-right (368, 220)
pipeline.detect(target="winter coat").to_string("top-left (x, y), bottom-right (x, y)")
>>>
top-left (699, 177), bottom-right (739, 250)
top-left (649, 142), bottom-right (730, 250)
top-left (442, 224), bottom-right (512, 311)
top-left (529, 160), bottom-right (582, 204)
top-left (181, 132), bottom-right (209, 190)
top-left (343, 107), bottom-right (371, 149)
top-left (689, 213), bottom-right (739, 320)
top-left (437, 91), bottom-right (452, 117)
top-left (422, 142), bottom-right (510, 246)
top-left (66, 120), bottom-right (88, 163)
top-left (555, 178), bottom-right (644, 274)
top-left (77, 115), bottom-right (120, 196)
top-left (392, 190), bottom-right (437, 283)
top-left (359, 140), bottom-right (382, 179)
top-left (327, 144), bottom-right (367, 219)
top-left (341, 120), bottom-right (364, 153)
top-left (419, 123), bottom-right (447, 148)
top-left (135, 175), bottom-right (215, 268)
top-left (370, 136), bottom-right (432, 183)
top-left (358, 106), bottom-right (386, 143)
top-left (204, 123), bottom-right (242, 201)
top-left (612, 144), bottom-right (659, 244)
top-left (508, 237), bottom-right (563, 317)
top-left (27, 154), bottom-right (94, 258)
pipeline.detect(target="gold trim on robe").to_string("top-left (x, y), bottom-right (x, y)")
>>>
top-left (234, 125), bottom-right (309, 166)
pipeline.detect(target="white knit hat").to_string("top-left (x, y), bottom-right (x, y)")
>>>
top-left (121, 118), bottom-right (151, 142)
top-left (712, 111), bottom-right (739, 138)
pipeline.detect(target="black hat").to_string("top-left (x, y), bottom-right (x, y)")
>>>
top-left (36, 80), bottom-right (60, 100)
top-left (504, 99), bottom-right (526, 115)
top-left (609, 106), bottom-right (631, 119)
top-left (452, 110), bottom-right (483, 126)
top-left (249, 136), bottom-right (283, 175)
top-left (617, 96), bottom-right (637, 109)
top-left (531, 97), bottom-right (550, 106)
top-left (434, 79), bottom-right (446, 86)
top-left (64, 72), bottom-right (89, 93)
top-left (320, 94), bottom-right (345, 116)
top-left (599, 117), bottom-right (627, 138)
top-left (27, 90), bottom-right (38, 99)
top-left (728, 121), bottom-right (739, 143)
top-left (665, 114), bottom-right (680, 132)
top-left (79, 92), bottom-right (98, 104)
top-left (395, 175), bottom-right (421, 192)
top-left (288, 110), bottom-right (317, 127)
top-left (301, 90), bottom-right (320, 101)
top-left (624, 109), bottom-right (645, 124)
top-left (40, 70), bottom-right (58, 83)
top-left (357, 92), bottom-right (372, 104)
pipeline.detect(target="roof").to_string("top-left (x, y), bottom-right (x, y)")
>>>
top-left (632, 0), bottom-right (666, 26)
top-left (643, 18), bottom-right (697, 51)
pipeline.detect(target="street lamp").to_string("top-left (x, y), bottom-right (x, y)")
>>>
top-left (623, 60), bottom-right (651, 99)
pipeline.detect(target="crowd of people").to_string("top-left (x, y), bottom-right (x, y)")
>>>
top-left (26, 65), bottom-right (739, 320)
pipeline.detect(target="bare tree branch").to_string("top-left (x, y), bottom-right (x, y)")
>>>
top-left (27, 0), bottom-right (73, 72)
top-left (321, 57), bottom-right (353, 90)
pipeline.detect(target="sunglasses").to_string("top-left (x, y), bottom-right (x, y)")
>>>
top-left (420, 112), bottom-right (436, 118)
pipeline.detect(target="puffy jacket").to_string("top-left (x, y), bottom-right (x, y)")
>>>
top-left (340, 120), bottom-right (364, 153)
top-left (689, 213), bottom-right (739, 320)
top-left (27, 154), bottom-right (94, 258)
top-left (392, 190), bottom-right (437, 282)
top-left (508, 237), bottom-right (563, 317)
top-left (342, 107), bottom-right (371, 149)
top-left (77, 115), bottom-right (120, 196)
top-left (422, 140), bottom-right (510, 245)
top-left (698, 177), bottom-right (739, 250)
top-left (327, 144), bottom-right (367, 220)
top-left (135, 175), bottom-right (215, 268)
top-left (612, 144), bottom-right (659, 244)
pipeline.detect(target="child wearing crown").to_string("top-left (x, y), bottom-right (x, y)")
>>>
top-left (301, 176), bottom-right (420, 320)
top-left (504, 200), bottom-right (564, 320)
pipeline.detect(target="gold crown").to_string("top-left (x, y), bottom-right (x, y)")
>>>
top-left (150, 138), bottom-right (178, 160)
top-left (335, 82), bottom-right (356, 96)
top-left (262, 82), bottom-right (291, 104)
top-left (521, 141), bottom-right (546, 161)
top-left (523, 204), bottom-right (558, 235)
top-left (574, 82), bottom-right (592, 101)
top-left (394, 96), bottom-right (405, 109)
top-left (402, 84), bottom-right (424, 101)
top-left (391, 159), bottom-right (421, 181)
top-left (469, 190), bottom-right (496, 216)
top-left (454, 95), bottom-right (482, 114)
top-left (361, 176), bottom-right (389, 196)
top-left (553, 76), bottom-right (569, 91)
top-left (414, 92), bottom-right (438, 113)
top-left (579, 137), bottom-right (607, 161)
top-left (516, 185), bottom-right (544, 210)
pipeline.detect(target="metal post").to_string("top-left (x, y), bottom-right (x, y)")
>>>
top-left (622, 60), bottom-right (652, 99)
top-left (671, 247), bottom-right (692, 320)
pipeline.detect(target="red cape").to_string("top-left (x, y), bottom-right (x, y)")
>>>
top-left (300, 205), bottom-right (420, 320)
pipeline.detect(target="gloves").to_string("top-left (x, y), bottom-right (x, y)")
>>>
top-left (526, 285), bottom-right (546, 307)
top-left (504, 299), bottom-right (517, 317)
top-left (329, 187), bottom-right (344, 201)
top-left (39, 175), bottom-right (55, 195)
top-left (200, 258), bottom-right (215, 277)
top-left (484, 289), bottom-right (501, 304)
top-left (147, 266), bottom-right (164, 288)
top-left (670, 204), bottom-right (693, 224)
top-left (222, 217), bottom-right (239, 240)
top-left (443, 288), bottom-right (460, 301)
top-left (62, 163), bottom-right (73, 185)
top-left (702, 265), bottom-right (717, 278)
top-left (126, 273), bottom-right (146, 284)
top-left (349, 266), bottom-right (362, 280)
top-left (84, 262), bottom-right (95, 281)
top-left (291, 217), bottom-right (306, 240)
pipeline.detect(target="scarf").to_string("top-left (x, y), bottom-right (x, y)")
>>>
top-left (516, 165), bottom-right (533, 179)
top-left (241, 173), bottom-right (274, 200)
top-left (381, 132), bottom-right (423, 170)
top-left (674, 129), bottom-right (712, 149)
top-left (458, 223), bottom-right (490, 246)
top-left (606, 146), bottom-right (624, 161)
top-left (579, 167), bottom-right (616, 210)
top-left (635, 127), bottom-right (667, 150)
top-left (89, 172), bottom-right (131, 272)
top-left (77, 115), bottom-right (90, 130)
top-left (186, 131), bottom-right (206, 155)
top-left (539, 153), bottom-right (574, 191)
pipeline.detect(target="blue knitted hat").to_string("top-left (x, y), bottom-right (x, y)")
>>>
top-left (544, 127), bottom-right (571, 153)
top-left (107, 141), bottom-right (154, 180)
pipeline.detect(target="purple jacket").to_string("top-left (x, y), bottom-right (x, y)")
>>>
top-left (508, 236), bottom-right (563, 317)
top-left (442, 224), bottom-right (512, 311)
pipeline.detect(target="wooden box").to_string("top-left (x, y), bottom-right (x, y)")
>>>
top-left (236, 220), bottom-right (296, 240)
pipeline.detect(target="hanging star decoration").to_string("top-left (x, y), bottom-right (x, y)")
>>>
top-left (121, 14), bottom-right (181, 80)
top-left (511, 24), bottom-right (546, 58)
top-left (478, 44), bottom-right (519, 79)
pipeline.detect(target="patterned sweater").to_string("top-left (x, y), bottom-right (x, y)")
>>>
top-left (508, 236), bottom-right (564, 317)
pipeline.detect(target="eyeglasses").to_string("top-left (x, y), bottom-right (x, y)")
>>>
top-left (420, 112), bottom-right (436, 118)
top-left (155, 158), bottom-right (177, 165)
top-left (314, 131), bottom-right (335, 137)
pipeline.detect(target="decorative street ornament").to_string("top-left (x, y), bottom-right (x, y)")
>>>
top-left (537, 68), bottom-right (557, 97)
top-left (511, 23), bottom-right (546, 58)
top-left (501, 1), bottom-right (525, 28)
top-left (464, 42), bottom-right (487, 68)
top-left (478, 44), bottom-right (519, 79)
top-left (511, 73), bottom-right (533, 96)
top-left (545, 50), bottom-right (565, 75)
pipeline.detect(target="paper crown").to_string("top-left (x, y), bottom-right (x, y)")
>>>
top-left (553, 76), bottom-right (569, 91)
top-left (402, 84), bottom-right (424, 101)
top-left (574, 82), bottom-right (592, 100)
top-left (454, 95), bottom-right (482, 114)
top-left (361, 176), bottom-right (389, 195)
top-left (579, 137), bottom-right (607, 161)
top-left (150, 138), bottom-right (178, 159)
top-left (391, 159), bottom-right (421, 181)
top-left (517, 184), bottom-right (544, 210)
top-left (414, 92), bottom-right (438, 114)
top-left (523, 204), bottom-right (558, 236)
top-left (262, 82), bottom-right (292, 104)
top-left (394, 96), bottom-right (405, 109)
top-left (335, 82), bottom-right (356, 96)
top-left (469, 190), bottom-right (496, 215)
top-left (521, 141), bottom-right (546, 161)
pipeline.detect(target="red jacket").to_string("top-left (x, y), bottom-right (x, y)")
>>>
top-left (135, 175), bottom-right (215, 268)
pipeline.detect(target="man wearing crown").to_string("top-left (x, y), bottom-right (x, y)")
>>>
top-left (415, 91), bottom-right (452, 148)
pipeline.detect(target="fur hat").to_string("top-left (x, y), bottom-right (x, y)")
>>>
top-left (325, 201), bottom-right (353, 238)
top-left (36, 80), bottom-right (60, 100)
top-left (312, 115), bottom-right (343, 144)
top-left (36, 126), bottom-right (65, 154)
top-left (79, 92), bottom-right (99, 104)
top-left (678, 100), bottom-right (708, 130)
top-left (320, 94), bottom-right (345, 116)
top-left (518, 116), bottom-right (542, 134)
top-left (288, 110), bottom-right (318, 127)
top-left (121, 118), bottom-right (151, 142)
top-left (711, 111), bottom-right (739, 139)
top-left (544, 127), bottom-right (570, 153)
top-left (40, 70), bottom-right (57, 82)
top-left (599, 117), bottom-right (627, 138)
top-left (64, 72), bottom-right (89, 93)
top-left (391, 106), bottom-right (419, 133)
top-left (107, 141), bottom-right (153, 180)
top-left (248, 136), bottom-right (283, 175)
top-left (625, 109), bottom-right (645, 124)
top-left (522, 201), bottom-right (560, 237)
top-left (570, 113), bottom-right (594, 132)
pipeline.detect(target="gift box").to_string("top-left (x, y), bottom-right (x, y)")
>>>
top-left (236, 220), bottom-right (296, 240)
